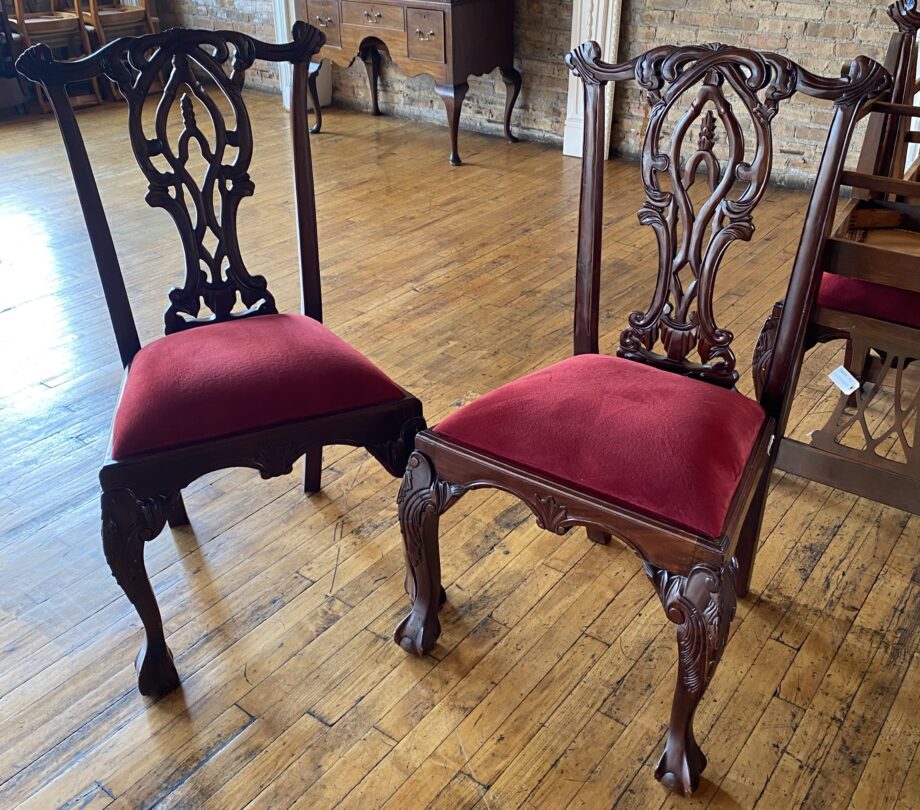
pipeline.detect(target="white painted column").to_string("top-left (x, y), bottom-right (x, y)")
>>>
top-left (273, 0), bottom-right (295, 108)
top-left (562, 0), bottom-right (624, 158)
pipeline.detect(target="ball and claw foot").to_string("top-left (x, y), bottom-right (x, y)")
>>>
top-left (394, 586), bottom-right (447, 656)
top-left (655, 734), bottom-right (707, 796)
top-left (136, 639), bottom-right (181, 697)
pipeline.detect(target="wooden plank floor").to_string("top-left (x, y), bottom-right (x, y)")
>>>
top-left (0, 92), bottom-right (917, 810)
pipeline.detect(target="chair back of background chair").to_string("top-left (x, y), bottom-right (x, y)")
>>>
top-left (15, 23), bottom-right (326, 366)
top-left (565, 42), bottom-right (890, 432)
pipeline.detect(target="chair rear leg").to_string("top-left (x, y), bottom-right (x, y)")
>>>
top-left (167, 491), bottom-right (190, 528)
top-left (303, 447), bottom-right (322, 494)
top-left (733, 468), bottom-right (771, 598)
top-left (647, 560), bottom-right (737, 796)
top-left (394, 452), bottom-right (461, 656)
top-left (101, 488), bottom-right (181, 697)
top-left (587, 527), bottom-right (611, 545)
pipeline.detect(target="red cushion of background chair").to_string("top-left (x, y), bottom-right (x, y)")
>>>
top-left (434, 354), bottom-right (766, 538)
top-left (112, 313), bottom-right (406, 459)
top-left (818, 272), bottom-right (920, 329)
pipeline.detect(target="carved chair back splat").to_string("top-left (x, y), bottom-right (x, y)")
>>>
top-left (15, 24), bottom-right (426, 698)
top-left (391, 40), bottom-right (889, 798)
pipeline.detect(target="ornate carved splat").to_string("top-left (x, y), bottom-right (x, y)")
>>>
top-left (615, 45), bottom-right (806, 385)
top-left (96, 27), bottom-right (324, 332)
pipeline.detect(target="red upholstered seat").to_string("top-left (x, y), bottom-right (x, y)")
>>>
top-left (112, 313), bottom-right (406, 459)
top-left (434, 354), bottom-right (766, 538)
top-left (818, 272), bottom-right (920, 329)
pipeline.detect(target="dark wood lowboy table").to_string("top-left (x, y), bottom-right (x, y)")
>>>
top-left (299, 0), bottom-right (521, 164)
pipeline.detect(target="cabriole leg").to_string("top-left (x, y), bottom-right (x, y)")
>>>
top-left (646, 560), bottom-right (737, 796)
top-left (499, 65), bottom-right (521, 142)
top-left (362, 47), bottom-right (382, 116)
top-left (435, 82), bottom-right (469, 166)
top-left (394, 452), bottom-right (460, 655)
top-left (308, 61), bottom-right (323, 134)
top-left (101, 488), bottom-right (181, 697)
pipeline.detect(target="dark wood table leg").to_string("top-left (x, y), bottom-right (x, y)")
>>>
top-left (435, 81), bottom-right (469, 166)
top-left (308, 61), bottom-right (322, 134)
top-left (362, 47), bottom-right (382, 116)
top-left (500, 65), bottom-right (521, 143)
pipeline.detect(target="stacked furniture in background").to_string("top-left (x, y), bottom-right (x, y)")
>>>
top-left (755, 0), bottom-right (920, 514)
top-left (0, 1), bottom-right (28, 111)
top-left (81, 0), bottom-right (157, 46)
top-left (81, 0), bottom-right (158, 98)
top-left (7, 0), bottom-right (100, 110)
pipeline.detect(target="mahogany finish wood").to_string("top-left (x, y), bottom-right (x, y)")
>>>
top-left (298, 0), bottom-right (520, 165)
top-left (393, 40), bottom-right (889, 797)
top-left (15, 22), bottom-right (426, 697)
top-left (760, 1), bottom-right (920, 515)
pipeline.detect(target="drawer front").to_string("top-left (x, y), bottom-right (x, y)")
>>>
top-left (406, 8), bottom-right (445, 63)
top-left (341, 1), bottom-right (405, 31)
top-left (307, 0), bottom-right (341, 47)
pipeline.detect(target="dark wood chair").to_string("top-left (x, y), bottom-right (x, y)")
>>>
top-left (15, 22), bottom-right (426, 698)
top-left (759, 0), bottom-right (920, 514)
top-left (392, 42), bottom-right (889, 796)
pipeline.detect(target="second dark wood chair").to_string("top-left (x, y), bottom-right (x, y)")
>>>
top-left (16, 22), bottom-right (426, 698)
top-left (392, 42), bottom-right (889, 796)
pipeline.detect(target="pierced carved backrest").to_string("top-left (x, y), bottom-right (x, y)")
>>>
top-left (16, 23), bottom-right (325, 361)
top-left (566, 43), bottom-right (890, 417)
top-left (100, 31), bottom-right (294, 332)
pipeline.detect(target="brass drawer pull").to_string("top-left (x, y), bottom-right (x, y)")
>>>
top-left (415, 27), bottom-right (435, 41)
top-left (314, 15), bottom-right (333, 27)
top-left (363, 9), bottom-right (383, 23)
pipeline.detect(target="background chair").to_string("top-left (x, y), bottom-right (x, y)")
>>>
top-left (392, 42), bottom-right (889, 796)
top-left (81, 0), bottom-right (157, 46)
top-left (0, 0), bottom-right (28, 111)
top-left (8, 0), bottom-right (100, 110)
top-left (16, 22), bottom-right (426, 698)
top-left (758, 0), bottom-right (920, 514)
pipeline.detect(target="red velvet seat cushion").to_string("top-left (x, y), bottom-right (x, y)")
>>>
top-left (818, 272), bottom-right (920, 329)
top-left (434, 355), bottom-right (766, 539)
top-left (112, 314), bottom-right (406, 459)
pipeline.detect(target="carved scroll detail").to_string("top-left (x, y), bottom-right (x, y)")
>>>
top-left (532, 494), bottom-right (570, 534)
top-left (646, 560), bottom-right (736, 695)
top-left (888, 0), bottom-right (920, 34)
top-left (397, 452), bottom-right (464, 569)
top-left (752, 301), bottom-right (784, 399)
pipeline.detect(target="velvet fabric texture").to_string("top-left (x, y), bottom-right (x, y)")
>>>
top-left (112, 313), bottom-right (406, 459)
top-left (434, 354), bottom-right (766, 539)
top-left (818, 272), bottom-right (920, 329)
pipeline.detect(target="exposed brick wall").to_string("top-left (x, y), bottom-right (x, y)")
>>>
top-left (161, 0), bottom-right (281, 90)
top-left (614, 1), bottom-right (897, 185)
top-left (161, 0), bottom-right (899, 183)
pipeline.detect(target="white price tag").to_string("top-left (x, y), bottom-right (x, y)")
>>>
top-left (829, 366), bottom-right (860, 396)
